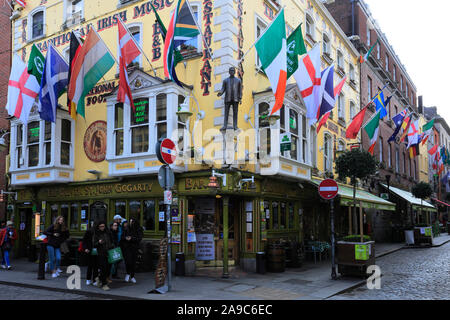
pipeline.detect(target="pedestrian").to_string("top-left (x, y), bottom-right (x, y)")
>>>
top-left (110, 221), bottom-right (121, 279)
top-left (44, 216), bottom-right (69, 278)
top-left (93, 221), bottom-right (114, 291)
top-left (0, 221), bottom-right (17, 270)
top-left (81, 226), bottom-right (98, 286)
top-left (113, 215), bottom-right (125, 241)
top-left (121, 218), bottom-right (143, 284)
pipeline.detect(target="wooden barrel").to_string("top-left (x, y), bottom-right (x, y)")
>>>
top-left (267, 244), bottom-right (286, 273)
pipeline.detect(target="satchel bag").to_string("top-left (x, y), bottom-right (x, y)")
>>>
top-left (107, 247), bottom-right (123, 264)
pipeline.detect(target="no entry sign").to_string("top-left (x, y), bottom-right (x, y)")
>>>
top-left (156, 138), bottom-right (177, 165)
top-left (318, 179), bottom-right (339, 200)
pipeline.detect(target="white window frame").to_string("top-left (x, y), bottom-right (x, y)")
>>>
top-left (63, 0), bottom-right (84, 26)
top-left (385, 54), bottom-right (389, 72)
top-left (376, 42), bottom-right (380, 59)
top-left (305, 12), bottom-right (315, 40)
top-left (322, 33), bottom-right (330, 55)
top-left (366, 24), bottom-right (371, 47)
top-left (379, 137), bottom-right (383, 163)
top-left (182, 2), bottom-right (202, 54)
top-left (10, 112), bottom-right (74, 171)
top-left (349, 64), bottom-right (355, 82)
top-left (28, 6), bottom-right (46, 41)
top-left (338, 93), bottom-right (345, 120)
top-left (395, 149), bottom-right (399, 173)
top-left (393, 65), bottom-right (396, 81)
top-left (337, 50), bottom-right (344, 69)
top-left (349, 101), bottom-right (356, 120)
top-left (368, 76), bottom-right (373, 102)
top-left (127, 23), bottom-right (143, 66)
top-left (388, 143), bottom-right (392, 168)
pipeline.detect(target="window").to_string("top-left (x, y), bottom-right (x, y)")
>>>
top-left (65, 0), bottom-right (84, 26)
top-left (379, 137), bottom-right (383, 163)
top-left (158, 199), bottom-right (166, 232)
top-left (44, 121), bottom-right (51, 165)
top-left (114, 103), bottom-right (124, 156)
top-left (31, 10), bottom-right (44, 40)
top-left (258, 102), bottom-right (271, 159)
top-left (338, 94), bottom-right (345, 120)
top-left (310, 126), bottom-right (317, 168)
top-left (129, 200), bottom-right (141, 222)
top-left (385, 54), bottom-right (389, 72)
top-left (366, 24), bottom-right (371, 46)
top-left (182, 5), bottom-right (200, 53)
top-left (400, 76), bottom-right (403, 90)
top-left (256, 18), bottom-right (268, 67)
top-left (130, 98), bottom-right (149, 154)
top-left (302, 116), bottom-right (308, 163)
top-left (278, 104), bottom-right (307, 163)
top-left (338, 140), bottom-right (345, 152)
top-left (395, 149), bottom-right (399, 173)
top-left (403, 152), bottom-right (406, 174)
top-left (27, 121), bottom-right (40, 167)
top-left (305, 13), bottom-right (315, 39)
top-left (322, 33), bottom-right (330, 55)
top-left (60, 204), bottom-right (69, 227)
top-left (349, 64), bottom-right (355, 82)
top-left (115, 201), bottom-right (126, 221)
top-left (143, 200), bottom-right (155, 231)
top-left (393, 65), bottom-right (396, 81)
top-left (70, 203), bottom-right (78, 230)
top-left (350, 101), bottom-right (356, 120)
top-left (405, 85), bottom-right (408, 97)
top-left (337, 50), bottom-right (344, 69)
top-left (177, 95), bottom-right (188, 155)
top-left (129, 25), bottom-right (142, 66)
top-left (61, 119), bottom-right (71, 166)
top-left (289, 109), bottom-right (299, 161)
top-left (324, 134), bottom-right (332, 172)
top-left (272, 201), bottom-right (279, 229)
top-left (16, 124), bottom-right (23, 168)
top-left (368, 76), bottom-right (373, 102)
top-left (376, 42), bottom-right (380, 59)
top-left (156, 94), bottom-right (167, 141)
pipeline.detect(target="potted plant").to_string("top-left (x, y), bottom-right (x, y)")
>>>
top-left (336, 235), bottom-right (375, 277)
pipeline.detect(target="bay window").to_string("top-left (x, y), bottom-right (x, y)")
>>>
top-left (27, 121), bottom-right (40, 167)
top-left (131, 98), bottom-right (149, 154)
top-left (279, 105), bottom-right (307, 163)
top-left (156, 94), bottom-right (167, 141)
top-left (258, 102), bottom-right (271, 159)
top-left (324, 134), bottom-right (333, 172)
top-left (114, 103), bottom-right (124, 156)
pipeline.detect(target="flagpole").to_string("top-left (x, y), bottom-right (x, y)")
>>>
top-left (117, 16), bottom-right (157, 77)
top-left (238, 6), bottom-right (286, 64)
top-left (185, 0), bottom-right (215, 61)
top-left (90, 24), bottom-right (119, 66)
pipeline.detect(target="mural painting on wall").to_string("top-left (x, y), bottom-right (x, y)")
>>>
top-left (84, 121), bottom-right (107, 162)
top-left (200, 0), bottom-right (213, 96)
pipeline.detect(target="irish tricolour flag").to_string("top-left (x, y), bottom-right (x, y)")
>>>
top-left (68, 28), bottom-right (115, 118)
top-left (360, 39), bottom-right (379, 64)
top-left (255, 9), bottom-right (287, 115)
top-left (364, 110), bottom-right (381, 155)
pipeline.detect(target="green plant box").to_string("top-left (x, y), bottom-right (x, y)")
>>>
top-left (413, 227), bottom-right (433, 246)
top-left (337, 241), bottom-right (375, 277)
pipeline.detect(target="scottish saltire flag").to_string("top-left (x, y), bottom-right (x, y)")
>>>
top-left (38, 46), bottom-right (69, 123)
top-left (164, 0), bottom-right (200, 87)
top-left (374, 91), bottom-right (387, 119)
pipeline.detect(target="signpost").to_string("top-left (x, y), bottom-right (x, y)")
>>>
top-left (319, 179), bottom-right (339, 280)
top-left (152, 139), bottom-right (177, 294)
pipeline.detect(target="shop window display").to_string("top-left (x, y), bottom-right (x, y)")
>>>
top-left (143, 200), bottom-right (155, 231)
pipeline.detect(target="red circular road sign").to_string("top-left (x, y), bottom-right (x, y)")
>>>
top-left (318, 179), bottom-right (339, 200)
top-left (156, 139), bottom-right (177, 165)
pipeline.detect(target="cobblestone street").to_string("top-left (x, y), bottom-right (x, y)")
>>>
top-left (330, 242), bottom-right (450, 300)
top-left (0, 284), bottom-right (109, 300)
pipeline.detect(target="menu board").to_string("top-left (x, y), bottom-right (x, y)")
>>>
top-left (195, 234), bottom-right (215, 261)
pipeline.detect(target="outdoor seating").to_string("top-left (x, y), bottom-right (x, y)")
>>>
top-left (304, 241), bottom-right (330, 264)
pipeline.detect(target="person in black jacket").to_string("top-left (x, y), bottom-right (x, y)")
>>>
top-left (93, 221), bottom-right (114, 291)
top-left (109, 222), bottom-right (121, 279)
top-left (44, 216), bottom-right (69, 278)
top-left (81, 226), bottom-right (98, 286)
top-left (121, 218), bottom-right (143, 284)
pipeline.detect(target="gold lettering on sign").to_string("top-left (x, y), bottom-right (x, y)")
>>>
top-left (297, 168), bottom-right (307, 176)
top-left (281, 164), bottom-right (293, 171)
top-left (185, 178), bottom-right (209, 190)
top-left (17, 174), bottom-right (30, 180)
top-left (144, 161), bottom-right (163, 167)
top-left (36, 172), bottom-right (50, 178)
top-left (59, 172), bottom-right (70, 178)
top-left (116, 163), bottom-right (135, 170)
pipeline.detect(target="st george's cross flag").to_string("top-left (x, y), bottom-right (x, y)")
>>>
top-left (164, 0), bottom-right (200, 87)
top-left (7, 55), bottom-right (40, 124)
top-left (364, 110), bottom-right (381, 155)
top-left (68, 28), bottom-right (115, 118)
top-left (406, 119), bottom-right (419, 149)
top-left (117, 19), bottom-right (141, 111)
top-left (255, 9), bottom-right (287, 115)
top-left (15, 0), bottom-right (26, 8)
top-left (294, 45), bottom-right (321, 125)
top-left (38, 45), bottom-right (69, 123)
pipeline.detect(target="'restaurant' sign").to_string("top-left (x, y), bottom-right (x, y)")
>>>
top-left (84, 121), bottom-right (107, 162)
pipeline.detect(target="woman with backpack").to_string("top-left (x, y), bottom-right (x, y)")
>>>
top-left (81, 226), bottom-right (98, 286)
top-left (0, 221), bottom-right (17, 270)
top-left (93, 221), bottom-right (114, 291)
top-left (121, 218), bottom-right (143, 284)
top-left (44, 216), bottom-right (69, 278)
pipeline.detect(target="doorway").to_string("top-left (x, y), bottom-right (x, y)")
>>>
top-left (90, 202), bottom-right (108, 227)
top-left (17, 207), bottom-right (32, 258)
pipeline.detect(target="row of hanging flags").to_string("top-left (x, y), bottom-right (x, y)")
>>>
top-left (5, 2), bottom-right (445, 175)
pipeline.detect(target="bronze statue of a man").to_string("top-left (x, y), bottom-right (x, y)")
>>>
top-left (217, 67), bottom-right (242, 131)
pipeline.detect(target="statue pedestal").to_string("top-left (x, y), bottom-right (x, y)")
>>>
top-left (220, 128), bottom-right (241, 167)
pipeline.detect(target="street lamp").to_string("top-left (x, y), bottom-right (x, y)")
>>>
top-left (0, 132), bottom-right (10, 153)
top-left (176, 96), bottom-right (205, 123)
top-left (208, 170), bottom-right (227, 190)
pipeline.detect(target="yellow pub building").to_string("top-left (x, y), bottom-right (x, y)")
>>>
top-left (5, 0), bottom-right (396, 274)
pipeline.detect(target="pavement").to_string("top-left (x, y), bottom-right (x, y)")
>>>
top-left (0, 235), bottom-right (448, 300)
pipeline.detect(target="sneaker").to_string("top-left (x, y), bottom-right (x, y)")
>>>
top-left (130, 277), bottom-right (136, 284)
top-left (7, 266), bottom-right (11, 270)
top-left (124, 274), bottom-right (130, 282)
top-left (95, 277), bottom-right (102, 287)
top-left (56, 268), bottom-right (63, 273)
top-left (52, 272), bottom-right (58, 278)
top-left (102, 285), bottom-right (110, 291)
top-left (1, 265), bottom-right (6, 269)
top-left (44, 262), bottom-right (48, 272)
top-left (86, 280), bottom-right (92, 286)
top-left (106, 278), bottom-right (112, 284)
top-left (93, 281), bottom-right (99, 287)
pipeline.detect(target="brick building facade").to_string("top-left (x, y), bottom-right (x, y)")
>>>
top-left (326, 0), bottom-right (419, 191)
top-left (0, 2), bottom-right (12, 221)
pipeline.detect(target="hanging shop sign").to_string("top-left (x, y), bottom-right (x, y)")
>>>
top-left (200, 0), bottom-right (213, 96)
top-left (280, 132), bottom-right (292, 152)
top-left (195, 234), bottom-right (215, 261)
top-left (83, 121), bottom-right (107, 162)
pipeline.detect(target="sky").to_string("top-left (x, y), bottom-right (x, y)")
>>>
top-left (364, 0), bottom-right (450, 122)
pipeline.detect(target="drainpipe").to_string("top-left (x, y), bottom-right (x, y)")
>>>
top-left (351, 0), bottom-right (356, 36)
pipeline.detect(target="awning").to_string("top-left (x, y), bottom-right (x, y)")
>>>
top-left (432, 198), bottom-right (450, 207)
top-left (312, 179), bottom-right (396, 211)
top-left (380, 184), bottom-right (437, 212)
